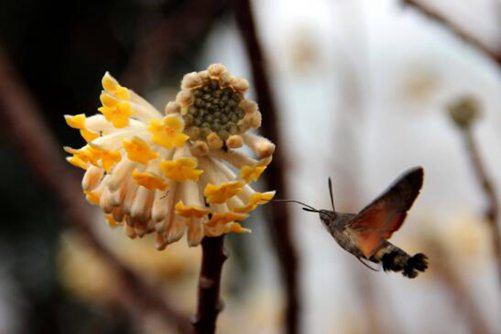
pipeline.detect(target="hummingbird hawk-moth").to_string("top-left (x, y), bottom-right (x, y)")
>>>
top-left (279, 167), bottom-right (428, 278)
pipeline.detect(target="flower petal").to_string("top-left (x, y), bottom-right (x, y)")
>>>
top-left (147, 115), bottom-right (189, 149)
top-left (160, 157), bottom-right (203, 182)
top-left (175, 201), bottom-right (210, 218)
top-left (234, 191), bottom-right (276, 213)
top-left (132, 169), bottom-right (168, 191)
top-left (207, 211), bottom-right (249, 227)
top-left (204, 180), bottom-right (245, 204)
top-left (123, 137), bottom-right (158, 164)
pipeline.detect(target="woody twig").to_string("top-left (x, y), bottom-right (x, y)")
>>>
top-left (233, 1), bottom-right (301, 333)
top-left (448, 96), bottom-right (501, 288)
top-left (192, 235), bottom-right (227, 334)
top-left (402, 0), bottom-right (501, 66)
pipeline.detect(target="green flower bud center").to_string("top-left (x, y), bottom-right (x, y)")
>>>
top-left (183, 80), bottom-right (246, 141)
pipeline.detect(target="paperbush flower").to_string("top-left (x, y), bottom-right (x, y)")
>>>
top-left (64, 64), bottom-right (275, 249)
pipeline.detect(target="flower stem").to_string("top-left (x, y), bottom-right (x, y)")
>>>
top-left (462, 128), bottom-right (501, 286)
top-left (193, 235), bottom-right (227, 334)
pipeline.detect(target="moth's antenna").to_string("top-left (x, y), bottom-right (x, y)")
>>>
top-left (357, 257), bottom-right (379, 272)
top-left (302, 207), bottom-right (319, 213)
top-left (273, 199), bottom-right (318, 212)
top-left (328, 177), bottom-right (335, 211)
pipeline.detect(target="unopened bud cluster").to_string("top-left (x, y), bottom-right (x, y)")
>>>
top-left (168, 64), bottom-right (261, 154)
top-left (63, 63), bottom-right (276, 249)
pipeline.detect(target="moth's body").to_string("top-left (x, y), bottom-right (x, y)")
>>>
top-left (319, 209), bottom-right (426, 277)
top-left (319, 211), bottom-right (365, 258)
top-left (286, 167), bottom-right (429, 278)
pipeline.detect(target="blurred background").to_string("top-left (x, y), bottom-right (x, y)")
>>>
top-left (1, 0), bottom-right (501, 333)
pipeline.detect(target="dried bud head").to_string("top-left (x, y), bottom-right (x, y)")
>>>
top-left (226, 135), bottom-right (244, 149)
top-left (250, 112), bottom-right (262, 128)
top-left (176, 90), bottom-right (194, 108)
top-left (198, 70), bottom-right (210, 83)
top-left (165, 101), bottom-right (181, 114)
top-left (257, 141), bottom-right (275, 158)
top-left (447, 96), bottom-right (480, 129)
top-left (240, 100), bottom-right (258, 114)
top-left (231, 78), bottom-right (250, 93)
top-left (207, 132), bottom-right (223, 149)
top-left (208, 63), bottom-right (227, 79)
top-left (190, 140), bottom-right (209, 156)
top-left (218, 72), bottom-right (232, 88)
top-left (181, 72), bottom-right (203, 90)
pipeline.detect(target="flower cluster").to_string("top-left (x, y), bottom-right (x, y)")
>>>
top-left (64, 64), bottom-right (275, 249)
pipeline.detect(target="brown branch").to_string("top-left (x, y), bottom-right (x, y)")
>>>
top-left (121, 0), bottom-right (228, 90)
top-left (462, 128), bottom-right (501, 285)
top-left (233, 1), bottom-right (301, 334)
top-left (0, 51), bottom-right (191, 334)
top-left (402, 0), bottom-right (501, 66)
top-left (193, 236), bottom-right (227, 334)
top-left (448, 96), bottom-right (501, 288)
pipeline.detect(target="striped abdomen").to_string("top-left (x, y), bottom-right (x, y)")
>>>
top-left (370, 242), bottom-right (428, 278)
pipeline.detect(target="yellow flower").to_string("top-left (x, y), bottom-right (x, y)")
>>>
top-left (160, 158), bottom-right (203, 182)
top-left (207, 212), bottom-right (249, 227)
top-left (204, 181), bottom-right (245, 204)
top-left (240, 165), bottom-right (266, 183)
top-left (64, 114), bottom-right (99, 142)
top-left (105, 214), bottom-right (120, 227)
top-left (66, 156), bottom-right (87, 170)
top-left (65, 114), bottom-right (86, 128)
top-left (123, 137), bottom-right (158, 164)
top-left (132, 169), bottom-right (168, 191)
top-left (205, 222), bottom-right (251, 236)
top-left (234, 191), bottom-right (276, 213)
top-left (225, 223), bottom-right (251, 234)
top-left (93, 147), bottom-right (122, 172)
top-left (98, 102), bottom-right (132, 128)
top-left (84, 190), bottom-right (101, 205)
top-left (63, 146), bottom-right (97, 167)
top-left (102, 72), bottom-right (130, 99)
top-left (64, 64), bottom-right (275, 249)
top-left (175, 201), bottom-right (210, 218)
top-left (64, 145), bottom-right (120, 172)
top-left (239, 157), bottom-right (272, 183)
top-left (148, 115), bottom-right (189, 149)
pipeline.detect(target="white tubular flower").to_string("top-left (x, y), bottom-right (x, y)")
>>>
top-left (64, 64), bottom-right (275, 249)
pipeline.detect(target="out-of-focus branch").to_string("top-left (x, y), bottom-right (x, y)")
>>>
top-left (193, 236), bottom-right (227, 334)
top-left (233, 1), bottom-right (301, 334)
top-left (448, 97), bottom-right (501, 287)
top-left (463, 128), bottom-right (501, 280)
top-left (121, 0), bottom-right (228, 90)
top-left (0, 51), bottom-right (191, 334)
top-left (402, 0), bottom-right (501, 66)
top-left (425, 237), bottom-right (491, 334)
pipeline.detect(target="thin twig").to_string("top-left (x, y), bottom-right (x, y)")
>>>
top-left (0, 51), bottom-right (191, 334)
top-left (193, 236), bottom-right (227, 334)
top-left (233, 1), bottom-right (301, 334)
top-left (462, 128), bottom-right (501, 284)
top-left (402, 0), bottom-right (501, 66)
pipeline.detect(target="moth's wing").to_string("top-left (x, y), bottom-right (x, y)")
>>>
top-left (348, 167), bottom-right (424, 258)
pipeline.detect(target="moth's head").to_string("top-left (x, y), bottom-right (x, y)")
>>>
top-left (319, 209), bottom-right (337, 224)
